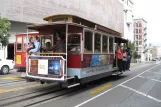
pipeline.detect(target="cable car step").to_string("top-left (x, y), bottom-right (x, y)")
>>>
top-left (112, 72), bottom-right (123, 76)
top-left (67, 83), bottom-right (80, 88)
top-left (67, 77), bottom-right (75, 80)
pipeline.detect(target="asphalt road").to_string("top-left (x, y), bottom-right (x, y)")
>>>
top-left (0, 61), bottom-right (160, 107)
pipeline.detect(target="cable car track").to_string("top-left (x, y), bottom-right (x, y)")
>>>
top-left (0, 86), bottom-right (82, 107)
top-left (0, 79), bottom-right (26, 84)
top-left (0, 86), bottom-right (63, 107)
top-left (24, 87), bottom-right (82, 107)
top-left (0, 83), bottom-right (60, 101)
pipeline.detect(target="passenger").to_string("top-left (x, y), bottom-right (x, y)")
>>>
top-left (122, 49), bottom-right (127, 72)
top-left (52, 33), bottom-right (65, 53)
top-left (26, 37), bottom-right (35, 52)
top-left (29, 36), bottom-right (41, 56)
top-left (70, 46), bottom-right (80, 53)
top-left (126, 48), bottom-right (131, 71)
top-left (43, 42), bottom-right (51, 52)
top-left (116, 46), bottom-right (123, 73)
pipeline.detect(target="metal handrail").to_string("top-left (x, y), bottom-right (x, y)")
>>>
top-left (28, 52), bottom-right (66, 55)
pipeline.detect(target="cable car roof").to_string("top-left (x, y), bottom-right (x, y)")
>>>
top-left (27, 22), bottom-right (85, 30)
top-left (43, 14), bottom-right (77, 21)
top-left (115, 37), bottom-right (128, 43)
top-left (27, 14), bottom-right (127, 43)
top-left (27, 22), bottom-right (127, 43)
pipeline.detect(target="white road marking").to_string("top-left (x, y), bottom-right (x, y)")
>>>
top-left (120, 84), bottom-right (161, 102)
top-left (138, 75), bottom-right (161, 83)
top-left (75, 64), bottom-right (159, 107)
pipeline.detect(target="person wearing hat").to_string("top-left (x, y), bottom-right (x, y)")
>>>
top-left (52, 32), bottom-right (65, 53)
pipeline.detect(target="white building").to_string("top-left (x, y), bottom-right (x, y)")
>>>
top-left (151, 46), bottom-right (161, 59)
top-left (134, 18), bottom-right (148, 62)
top-left (121, 0), bottom-right (134, 41)
top-left (145, 44), bottom-right (152, 61)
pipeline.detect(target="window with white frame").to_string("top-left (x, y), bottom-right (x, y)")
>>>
top-left (84, 31), bottom-right (93, 53)
top-left (94, 33), bottom-right (101, 53)
top-left (102, 35), bottom-right (108, 53)
top-left (17, 36), bottom-right (22, 51)
top-left (109, 37), bottom-right (114, 53)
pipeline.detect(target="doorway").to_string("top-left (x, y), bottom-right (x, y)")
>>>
top-left (7, 43), bottom-right (14, 60)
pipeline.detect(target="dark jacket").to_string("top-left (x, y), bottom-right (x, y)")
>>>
top-left (52, 40), bottom-right (65, 52)
top-left (127, 50), bottom-right (131, 60)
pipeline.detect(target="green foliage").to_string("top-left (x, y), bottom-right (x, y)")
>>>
top-left (125, 40), bottom-right (135, 59)
top-left (133, 51), bottom-right (138, 59)
top-left (137, 54), bottom-right (141, 59)
top-left (0, 17), bottom-right (11, 46)
top-left (133, 51), bottom-right (141, 59)
top-left (127, 40), bottom-right (135, 52)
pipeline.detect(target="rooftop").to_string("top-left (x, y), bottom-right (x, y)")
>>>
top-left (134, 18), bottom-right (147, 23)
top-left (122, 0), bottom-right (134, 4)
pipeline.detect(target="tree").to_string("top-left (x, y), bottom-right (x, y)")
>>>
top-left (127, 40), bottom-right (135, 52)
top-left (133, 51), bottom-right (138, 59)
top-left (133, 51), bottom-right (141, 59)
top-left (0, 17), bottom-right (11, 47)
top-left (137, 54), bottom-right (141, 59)
top-left (125, 40), bottom-right (135, 59)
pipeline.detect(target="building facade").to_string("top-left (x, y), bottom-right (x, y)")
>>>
top-left (134, 18), bottom-right (147, 62)
top-left (151, 46), bottom-right (161, 59)
top-left (121, 0), bottom-right (134, 41)
top-left (0, 0), bottom-right (124, 60)
top-left (145, 43), bottom-right (152, 61)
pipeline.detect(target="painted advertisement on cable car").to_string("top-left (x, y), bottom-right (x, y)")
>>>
top-left (81, 54), bottom-right (114, 78)
top-left (82, 54), bottom-right (114, 68)
top-left (28, 56), bottom-right (65, 80)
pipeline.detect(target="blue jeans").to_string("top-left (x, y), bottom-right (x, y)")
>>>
top-left (126, 59), bottom-right (131, 70)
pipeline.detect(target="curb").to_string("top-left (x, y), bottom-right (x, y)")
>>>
top-left (131, 63), bottom-right (141, 67)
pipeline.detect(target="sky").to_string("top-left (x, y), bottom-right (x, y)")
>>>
top-left (133, 0), bottom-right (161, 46)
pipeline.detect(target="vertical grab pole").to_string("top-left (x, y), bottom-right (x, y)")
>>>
top-left (113, 37), bottom-right (117, 67)
top-left (107, 36), bottom-right (109, 54)
top-left (65, 22), bottom-right (68, 79)
top-left (26, 28), bottom-right (29, 76)
top-left (115, 38), bottom-right (118, 67)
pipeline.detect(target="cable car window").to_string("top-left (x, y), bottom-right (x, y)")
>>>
top-left (102, 36), bottom-right (108, 53)
top-left (41, 35), bottom-right (52, 52)
top-left (109, 37), bottom-right (114, 53)
top-left (84, 31), bottom-right (93, 53)
top-left (17, 37), bottom-right (22, 51)
top-left (24, 36), bottom-right (27, 52)
top-left (68, 34), bottom-right (80, 54)
top-left (94, 33), bottom-right (101, 53)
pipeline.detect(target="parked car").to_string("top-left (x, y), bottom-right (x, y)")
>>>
top-left (152, 59), bottom-right (157, 61)
top-left (0, 59), bottom-right (14, 75)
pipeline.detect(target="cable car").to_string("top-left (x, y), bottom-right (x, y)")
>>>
top-left (14, 32), bottom-right (40, 71)
top-left (26, 14), bottom-right (128, 88)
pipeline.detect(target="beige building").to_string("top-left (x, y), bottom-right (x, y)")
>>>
top-left (0, 0), bottom-right (124, 60)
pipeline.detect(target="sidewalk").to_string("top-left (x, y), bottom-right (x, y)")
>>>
top-left (130, 62), bottom-right (142, 67)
